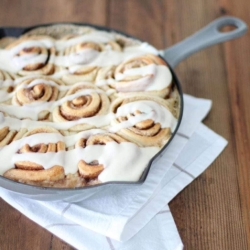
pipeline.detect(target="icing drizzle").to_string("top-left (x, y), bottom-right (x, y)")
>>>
top-left (0, 28), bottom-right (179, 185)
top-left (0, 130), bottom-right (159, 182)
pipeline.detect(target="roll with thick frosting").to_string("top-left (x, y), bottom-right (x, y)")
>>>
top-left (6, 36), bottom-right (57, 76)
top-left (110, 95), bottom-right (177, 147)
top-left (52, 82), bottom-right (111, 131)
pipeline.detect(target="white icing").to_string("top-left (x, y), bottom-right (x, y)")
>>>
top-left (9, 40), bottom-right (54, 55)
top-left (137, 42), bottom-right (159, 54)
top-left (0, 79), bottom-right (15, 87)
top-left (96, 78), bottom-right (116, 87)
top-left (114, 76), bottom-right (153, 92)
top-left (12, 53), bottom-right (48, 69)
top-left (111, 100), bottom-right (177, 132)
top-left (0, 111), bottom-right (4, 122)
top-left (0, 30), bottom-right (178, 185)
top-left (54, 49), bottom-right (99, 67)
top-left (98, 143), bottom-right (158, 182)
top-left (60, 45), bottom-right (160, 73)
top-left (0, 112), bottom-right (114, 131)
top-left (105, 89), bottom-right (116, 96)
top-left (0, 77), bottom-right (71, 96)
top-left (14, 75), bottom-right (43, 84)
top-left (0, 130), bottom-right (159, 181)
top-left (95, 64), bottom-right (172, 93)
top-left (0, 38), bottom-right (159, 73)
top-left (0, 88), bottom-right (104, 120)
top-left (8, 39), bottom-right (54, 72)
top-left (86, 46), bottom-right (155, 68)
top-left (0, 133), bottom-right (63, 174)
top-left (146, 65), bottom-right (172, 91)
top-left (49, 69), bottom-right (70, 78)
top-left (2, 129), bottom-right (105, 148)
top-left (0, 90), bottom-right (15, 102)
top-left (0, 50), bottom-right (21, 72)
top-left (112, 65), bottom-right (172, 92)
top-left (55, 31), bottom-right (116, 50)
top-left (63, 129), bottom-right (107, 146)
top-left (0, 130), bottom-right (159, 182)
top-left (15, 78), bottom-right (71, 92)
top-left (115, 64), bottom-right (157, 81)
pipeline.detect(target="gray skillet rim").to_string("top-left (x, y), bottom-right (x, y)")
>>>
top-left (0, 16), bottom-right (247, 195)
top-left (0, 22), bottom-right (183, 192)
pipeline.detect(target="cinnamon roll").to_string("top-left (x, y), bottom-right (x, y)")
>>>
top-left (62, 65), bottom-right (99, 85)
top-left (52, 82), bottom-right (110, 131)
top-left (12, 77), bottom-right (66, 120)
top-left (4, 165), bottom-right (65, 183)
top-left (0, 37), bottom-right (16, 49)
top-left (0, 24), bottom-right (181, 188)
top-left (75, 132), bottom-right (127, 148)
top-left (6, 36), bottom-right (56, 76)
top-left (3, 127), bottom-right (66, 183)
top-left (110, 95), bottom-right (177, 147)
top-left (0, 127), bottom-right (27, 147)
top-left (0, 70), bottom-right (17, 91)
top-left (95, 66), bottom-right (116, 88)
top-left (0, 70), bottom-right (17, 104)
top-left (2, 126), bottom-right (87, 187)
top-left (97, 54), bottom-right (172, 98)
top-left (58, 34), bottom-right (121, 84)
top-left (75, 132), bottom-right (127, 179)
top-left (0, 126), bottom-right (60, 148)
top-left (23, 126), bottom-right (62, 137)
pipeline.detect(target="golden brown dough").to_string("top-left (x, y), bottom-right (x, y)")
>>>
top-left (0, 25), bottom-right (180, 189)
top-left (110, 95), bottom-right (172, 147)
top-left (11, 77), bottom-right (66, 120)
top-left (96, 54), bottom-right (172, 98)
top-left (58, 34), bottom-right (122, 84)
top-left (0, 127), bottom-right (27, 147)
top-left (52, 82), bottom-right (110, 131)
top-left (3, 127), bottom-right (66, 183)
top-left (4, 166), bottom-right (65, 182)
top-left (75, 132), bottom-right (127, 179)
top-left (6, 36), bottom-right (57, 76)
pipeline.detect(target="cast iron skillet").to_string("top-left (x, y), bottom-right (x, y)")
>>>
top-left (0, 16), bottom-right (247, 201)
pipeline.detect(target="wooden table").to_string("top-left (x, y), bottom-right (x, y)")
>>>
top-left (0, 0), bottom-right (249, 249)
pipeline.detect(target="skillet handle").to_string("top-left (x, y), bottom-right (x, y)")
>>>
top-left (162, 16), bottom-right (248, 68)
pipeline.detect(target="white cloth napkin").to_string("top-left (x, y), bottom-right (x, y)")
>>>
top-left (0, 94), bottom-right (227, 250)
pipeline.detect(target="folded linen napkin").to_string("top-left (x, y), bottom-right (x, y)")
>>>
top-left (0, 189), bottom-right (182, 250)
top-left (0, 94), bottom-right (227, 249)
top-left (35, 95), bottom-right (213, 241)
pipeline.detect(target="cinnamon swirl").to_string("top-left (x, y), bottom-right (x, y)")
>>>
top-left (96, 54), bottom-right (173, 98)
top-left (5, 36), bottom-right (57, 76)
top-left (12, 77), bottom-right (66, 120)
top-left (110, 95), bottom-right (177, 147)
top-left (57, 34), bottom-right (122, 84)
top-left (75, 132), bottom-right (127, 179)
top-left (0, 24), bottom-right (181, 188)
top-left (3, 127), bottom-right (66, 183)
top-left (52, 82), bottom-right (110, 131)
top-left (0, 70), bottom-right (17, 104)
top-left (0, 127), bottom-right (27, 147)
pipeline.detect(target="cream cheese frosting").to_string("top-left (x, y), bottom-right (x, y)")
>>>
top-left (0, 26), bottom-right (179, 188)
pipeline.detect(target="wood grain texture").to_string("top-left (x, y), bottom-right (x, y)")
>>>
top-left (221, 0), bottom-right (250, 247)
top-left (0, 0), bottom-right (249, 249)
top-left (163, 0), bottom-right (249, 249)
top-left (0, 0), bottom-right (108, 26)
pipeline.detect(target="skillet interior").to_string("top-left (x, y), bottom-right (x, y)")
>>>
top-left (0, 23), bottom-right (183, 195)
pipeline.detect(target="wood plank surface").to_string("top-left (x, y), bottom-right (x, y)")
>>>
top-left (0, 0), bottom-right (249, 249)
